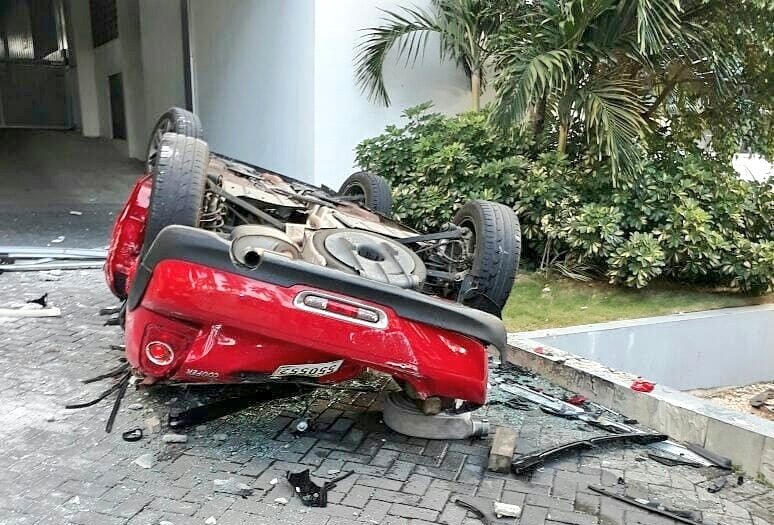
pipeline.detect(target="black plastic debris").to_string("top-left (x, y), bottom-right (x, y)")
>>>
top-left (122, 428), bottom-right (143, 442)
top-left (707, 476), bottom-right (727, 493)
top-left (685, 443), bottom-right (733, 470)
top-left (26, 293), bottom-right (48, 307)
top-left (511, 433), bottom-right (668, 474)
top-left (286, 469), bottom-right (353, 507)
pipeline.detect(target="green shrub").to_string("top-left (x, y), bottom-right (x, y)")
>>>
top-left (356, 105), bottom-right (774, 294)
top-left (607, 233), bottom-right (666, 288)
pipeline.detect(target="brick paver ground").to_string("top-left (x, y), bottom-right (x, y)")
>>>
top-left (0, 270), bottom-right (771, 525)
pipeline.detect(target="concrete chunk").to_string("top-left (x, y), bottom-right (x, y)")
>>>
top-left (488, 427), bottom-right (518, 473)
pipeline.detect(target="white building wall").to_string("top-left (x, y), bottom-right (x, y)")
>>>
top-left (188, 0), bottom-right (316, 181)
top-left (66, 0), bottom-right (147, 159)
top-left (138, 0), bottom-right (187, 130)
top-left (312, 0), bottom-right (473, 189)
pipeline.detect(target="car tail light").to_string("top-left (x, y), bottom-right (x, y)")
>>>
top-left (145, 341), bottom-right (174, 365)
top-left (140, 323), bottom-right (195, 376)
top-left (295, 292), bottom-right (386, 328)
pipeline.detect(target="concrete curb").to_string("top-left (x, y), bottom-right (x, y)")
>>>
top-left (506, 334), bottom-right (774, 482)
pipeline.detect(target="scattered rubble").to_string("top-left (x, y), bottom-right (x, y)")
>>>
top-left (132, 453), bottom-right (154, 469)
top-left (493, 501), bottom-right (522, 518)
top-left (487, 427), bottom-right (518, 473)
top-left (161, 433), bottom-right (188, 444)
top-left (589, 485), bottom-right (705, 525)
top-left (691, 382), bottom-right (774, 421)
top-left (144, 415), bottom-right (162, 433)
top-left (213, 479), bottom-right (253, 497)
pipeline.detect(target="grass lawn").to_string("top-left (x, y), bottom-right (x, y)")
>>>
top-left (502, 272), bottom-right (773, 332)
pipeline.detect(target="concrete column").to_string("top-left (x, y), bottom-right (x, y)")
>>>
top-left (65, 0), bottom-right (100, 137)
top-left (117, 0), bottom-right (147, 159)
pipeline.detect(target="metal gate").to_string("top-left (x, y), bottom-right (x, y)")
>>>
top-left (0, 0), bottom-right (71, 129)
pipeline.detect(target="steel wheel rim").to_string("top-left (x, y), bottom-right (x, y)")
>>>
top-left (146, 117), bottom-right (173, 172)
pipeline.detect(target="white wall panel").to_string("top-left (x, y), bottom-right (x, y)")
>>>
top-left (189, 0), bottom-right (315, 181)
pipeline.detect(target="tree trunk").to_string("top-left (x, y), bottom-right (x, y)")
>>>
top-left (557, 123), bottom-right (568, 153)
top-left (532, 95), bottom-right (546, 137)
top-left (471, 69), bottom-right (481, 111)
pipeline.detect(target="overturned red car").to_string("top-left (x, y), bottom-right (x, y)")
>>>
top-left (105, 108), bottom-right (521, 413)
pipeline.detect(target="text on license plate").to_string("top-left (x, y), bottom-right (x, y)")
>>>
top-left (271, 360), bottom-right (344, 378)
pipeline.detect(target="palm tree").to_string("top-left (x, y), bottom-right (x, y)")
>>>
top-left (491, 0), bottom-right (732, 178)
top-left (354, 0), bottom-right (502, 111)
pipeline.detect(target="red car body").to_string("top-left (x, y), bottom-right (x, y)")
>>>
top-left (106, 176), bottom-right (506, 405)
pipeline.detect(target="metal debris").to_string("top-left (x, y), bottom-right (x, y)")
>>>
top-left (0, 306), bottom-right (61, 318)
top-left (685, 443), bottom-right (733, 470)
top-left (451, 495), bottom-right (512, 524)
top-left (511, 433), bottom-right (668, 474)
top-left (0, 261), bottom-right (103, 271)
top-left (499, 384), bottom-right (584, 416)
top-left (0, 246), bottom-right (104, 258)
top-left (500, 383), bottom-right (716, 467)
top-left (588, 485), bottom-right (705, 525)
top-left (647, 449), bottom-right (704, 468)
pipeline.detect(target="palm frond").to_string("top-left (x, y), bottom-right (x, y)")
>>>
top-left (354, 7), bottom-right (439, 106)
top-left (492, 49), bottom-right (583, 127)
top-left (581, 78), bottom-right (648, 178)
top-left (636, 0), bottom-right (682, 53)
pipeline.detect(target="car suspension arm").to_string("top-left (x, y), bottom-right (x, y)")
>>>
top-left (206, 178), bottom-right (286, 231)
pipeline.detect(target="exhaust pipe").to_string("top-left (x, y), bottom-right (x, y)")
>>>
top-left (382, 393), bottom-right (489, 440)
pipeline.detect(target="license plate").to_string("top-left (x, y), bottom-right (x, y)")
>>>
top-left (270, 360), bottom-right (344, 378)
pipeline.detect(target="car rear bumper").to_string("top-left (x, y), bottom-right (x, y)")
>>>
top-left (124, 225), bottom-right (507, 404)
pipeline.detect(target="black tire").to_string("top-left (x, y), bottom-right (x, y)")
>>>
top-left (339, 171), bottom-right (393, 216)
top-left (453, 200), bottom-right (521, 317)
top-left (145, 107), bottom-right (204, 173)
top-left (142, 132), bottom-right (209, 256)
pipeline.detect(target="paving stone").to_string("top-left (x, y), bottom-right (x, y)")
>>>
top-left (402, 474), bottom-right (433, 495)
top-left (388, 502), bottom-right (439, 521)
top-left (0, 270), bottom-right (769, 525)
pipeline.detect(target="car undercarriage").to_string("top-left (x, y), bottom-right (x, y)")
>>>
top-left (104, 107), bottom-right (521, 425)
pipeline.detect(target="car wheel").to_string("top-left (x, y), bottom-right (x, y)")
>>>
top-left (453, 200), bottom-right (521, 317)
top-left (339, 171), bottom-right (393, 216)
top-left (142, 132), bottom-right (209, 256)
top-left (145, 107), bottom-right (204, 174)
